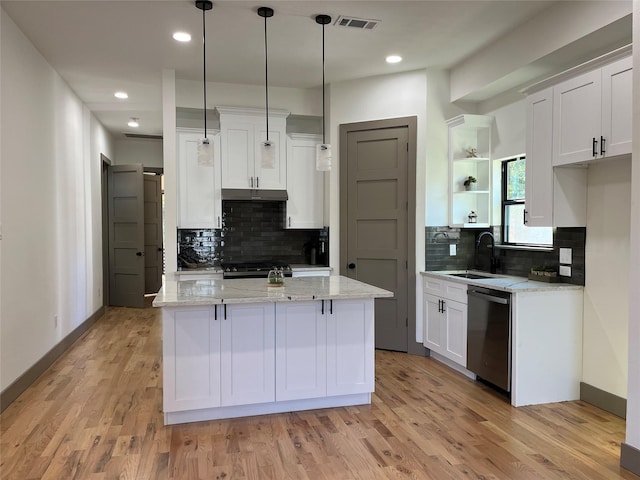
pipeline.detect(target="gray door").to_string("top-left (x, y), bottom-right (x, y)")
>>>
top-left (341, 124), bottom-right (409, 351)
top-left (108, 164), bottom-right (145, 308)
top-left (144, 174), bottom-right (163, 294)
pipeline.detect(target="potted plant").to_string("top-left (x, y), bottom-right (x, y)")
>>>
top-left (463, 176), bottom-right (477, 191)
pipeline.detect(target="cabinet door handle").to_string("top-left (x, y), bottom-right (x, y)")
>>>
top-left (600, 136), bottom-right (606, 156)
top-left (214, 305), bottom-right (217, 321)
top-left (330, 300), bottom-right (333, 315)
top-left (523, 209), bottom-right (528, 225)
top-left (256, 177), bottom-right (259, 189)
top-left (224, 304), bottom-right (227, 320)
top-left (288, 216), bottom-right (291, 228)
top-left (321, 300), bottom-right (325, 315)
top-left (250, 177), bottom-right (254, 188)
top-left (438, 299), bottom-right (442, 313)
top-left (592, 137), bottom-right (597, 157)
top-left (442, 300), bottom-right (446, 312)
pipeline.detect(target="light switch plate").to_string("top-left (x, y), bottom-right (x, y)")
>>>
top-left (559, 265), bottom-right (571, 277)
top-left (449, 244), bottom-right (456, 256)
top-left (559, 248), bottom-right (572, 264)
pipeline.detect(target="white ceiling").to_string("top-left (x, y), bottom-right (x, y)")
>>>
top-left (1, 0), bottom-right (622, 138)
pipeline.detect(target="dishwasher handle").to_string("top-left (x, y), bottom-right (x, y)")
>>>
top-left (468, 289), bottom-right (509, 305)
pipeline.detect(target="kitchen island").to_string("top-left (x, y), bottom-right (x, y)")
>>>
top-left (153, 275), bottom-right (392, 425)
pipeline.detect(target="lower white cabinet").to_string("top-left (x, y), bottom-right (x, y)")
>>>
top-left (163, 298), bottom-right (374, 421)
top-left (275, 301), bottom-right (327, 401)
top-left (422, 275), bottom-right (468, 367)
top-left (162, 306), bottom-right (221, 412)
top-left (221, 303), bottom-right (276, 406)
top-left (327, 299), bottom-right (375, 396)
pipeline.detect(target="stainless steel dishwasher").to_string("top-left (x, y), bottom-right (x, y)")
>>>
top-left (467, 286), bottom-right (512, 392)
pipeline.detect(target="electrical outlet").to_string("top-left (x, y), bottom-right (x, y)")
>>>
top-left (449, 244), bottom-right (456, 256)
top-left (559, 265), bottom-right (571, 277)
top-left (559, 248), bottom-right (572, 264)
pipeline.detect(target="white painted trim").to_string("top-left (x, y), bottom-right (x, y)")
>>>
top-left (164, 393), bottom-right (371, 425)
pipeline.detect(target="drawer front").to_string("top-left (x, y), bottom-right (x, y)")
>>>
top-left (423, 275), bottom-right (467, 304)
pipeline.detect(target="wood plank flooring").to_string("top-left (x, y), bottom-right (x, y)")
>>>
top-left (1, 302), bottom-right (635, 480)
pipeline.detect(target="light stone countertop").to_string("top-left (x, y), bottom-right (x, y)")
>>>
top-left (421, 270), bottom-right (584, 293)
top-left (153, 275), bottom-right (393, 307)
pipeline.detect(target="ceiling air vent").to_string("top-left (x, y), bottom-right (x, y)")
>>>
top-left (123, 133), bottom-right (163, 140)
top-left (335, 15), bottom-right (379, 30)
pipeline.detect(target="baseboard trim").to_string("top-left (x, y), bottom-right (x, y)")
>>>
top-left (621, 443), bottom-right (640, 476)
top-left (0, 306), bottom-right (105, 413)
top-left (580, 382), bottom-right (626, 419)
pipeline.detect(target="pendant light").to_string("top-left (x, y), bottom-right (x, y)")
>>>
top-left (258, 7), bottom-right (275, 169)
top-left (196, 0), bottom-right (214, 166)
top-left (315, 14), bottom-right (332, 171)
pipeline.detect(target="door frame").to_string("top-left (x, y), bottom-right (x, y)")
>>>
top-left (101, 154), bottom-right (112, 308)
top-left (339, 116), bottom-right (422, 355)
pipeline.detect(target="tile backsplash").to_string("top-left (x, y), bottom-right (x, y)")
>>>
top-left (425, 226), bottom-right (586, 285)
top-left (178, 201), bottom-right (328, 269)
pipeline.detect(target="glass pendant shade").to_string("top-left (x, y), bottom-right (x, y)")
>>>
top-left (260, 140), bottom-right (275, 169)
top-left (197, 138), bottom-right (214, 165)
top-left (316, 143), bottom-right (332, 171)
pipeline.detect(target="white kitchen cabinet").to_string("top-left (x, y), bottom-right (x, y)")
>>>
top-left (447, 114), bottom-right (493, 228)
top-left (511, 289), bottom-right (583, 407)
top-left (177, 129), bottom-right (222, 229)
top-left (217, 106), bottom-right (289, 190)
top-left (220, 302), bottom-right (276, 406)
top-left (524, 89), bottom-right (587, 228)
top-left (552, 55), bottom-right (632, 166)
top-left (275, 301), bottom-right (326, 401)
top-left (286, 134), bottom-right (324, 229)
top-left (326, 299), bottom-right (375, 396)
top-left (422, 275), bottom-right (468, 367)
top-left (162, 306), bottom-right (221, 412)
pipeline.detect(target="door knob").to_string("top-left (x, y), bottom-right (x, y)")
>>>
top-left (136, 251), bottom-right (145, 257)
top-left (348, 263), bottom-right (356, 269)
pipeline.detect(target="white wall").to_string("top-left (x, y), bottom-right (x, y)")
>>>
top-left (115, 138), bottom-right (163, 168)
top-left (626, 0), bottom-right (640, 452)
top-left (176, 79), bottom-right (321, 116)
top-left (0, 9), bottom-right (114, 391)
top-left (583, 159), bottom-right (631, 398)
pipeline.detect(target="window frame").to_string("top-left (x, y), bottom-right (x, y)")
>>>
top-left (501, 155), bottom-right (552, 247)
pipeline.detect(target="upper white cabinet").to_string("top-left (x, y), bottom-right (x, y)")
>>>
top-left (524, 87), bottom-right (587, 227)
top-left (217, 106), bottom-right (289, 190)
top-left (524, 88), bottom-right (554, 226)
top-left (286, 134), bottom-right (324, 229)
top-left (177, 129), bottom-right (222, 229)
top-left (447, 114), bottom-right (493, 228)
top-left (552, 55), bottom-right (632, 166)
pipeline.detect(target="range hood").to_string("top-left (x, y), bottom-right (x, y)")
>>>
top-left (221, 188), bottom-right (288, 201)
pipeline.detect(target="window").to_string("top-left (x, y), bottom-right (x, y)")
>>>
top-left (501, 156), bottom-right (552, 246)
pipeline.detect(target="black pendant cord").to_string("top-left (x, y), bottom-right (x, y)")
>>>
top-left (202, 5), bottom-right (207, 139)
top-left (263, 13), bottom-right (269, 142)
top-left (321, 22), bottom-right (326, 145)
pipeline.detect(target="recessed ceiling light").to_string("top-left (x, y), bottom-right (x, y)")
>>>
top-left (173, 31), bottom-right (191, 42)
top-left (114, 91), bottom-right (128, 99)
top-left (386, 55), bottom-right (402, 64)
top-left (128, 118), bottom-right (139, 128)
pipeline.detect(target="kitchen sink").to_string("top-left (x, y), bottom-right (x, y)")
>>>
top-left (448, 273), bottom-right (494, 279)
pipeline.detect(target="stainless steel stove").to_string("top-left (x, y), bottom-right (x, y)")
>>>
top-left (221, 261), bottom-right (292, 279)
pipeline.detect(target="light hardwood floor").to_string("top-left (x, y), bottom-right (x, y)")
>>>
top-left (0, 303), bottom-right (635, 480)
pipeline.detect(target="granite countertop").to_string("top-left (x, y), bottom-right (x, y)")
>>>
top-left (153, 275), bottom-right (393, 307)
top-left (421, 270), bottom-right (584, 293)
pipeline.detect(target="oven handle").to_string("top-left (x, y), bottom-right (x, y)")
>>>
top-left (468, 290), bottom-right (509, 305)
